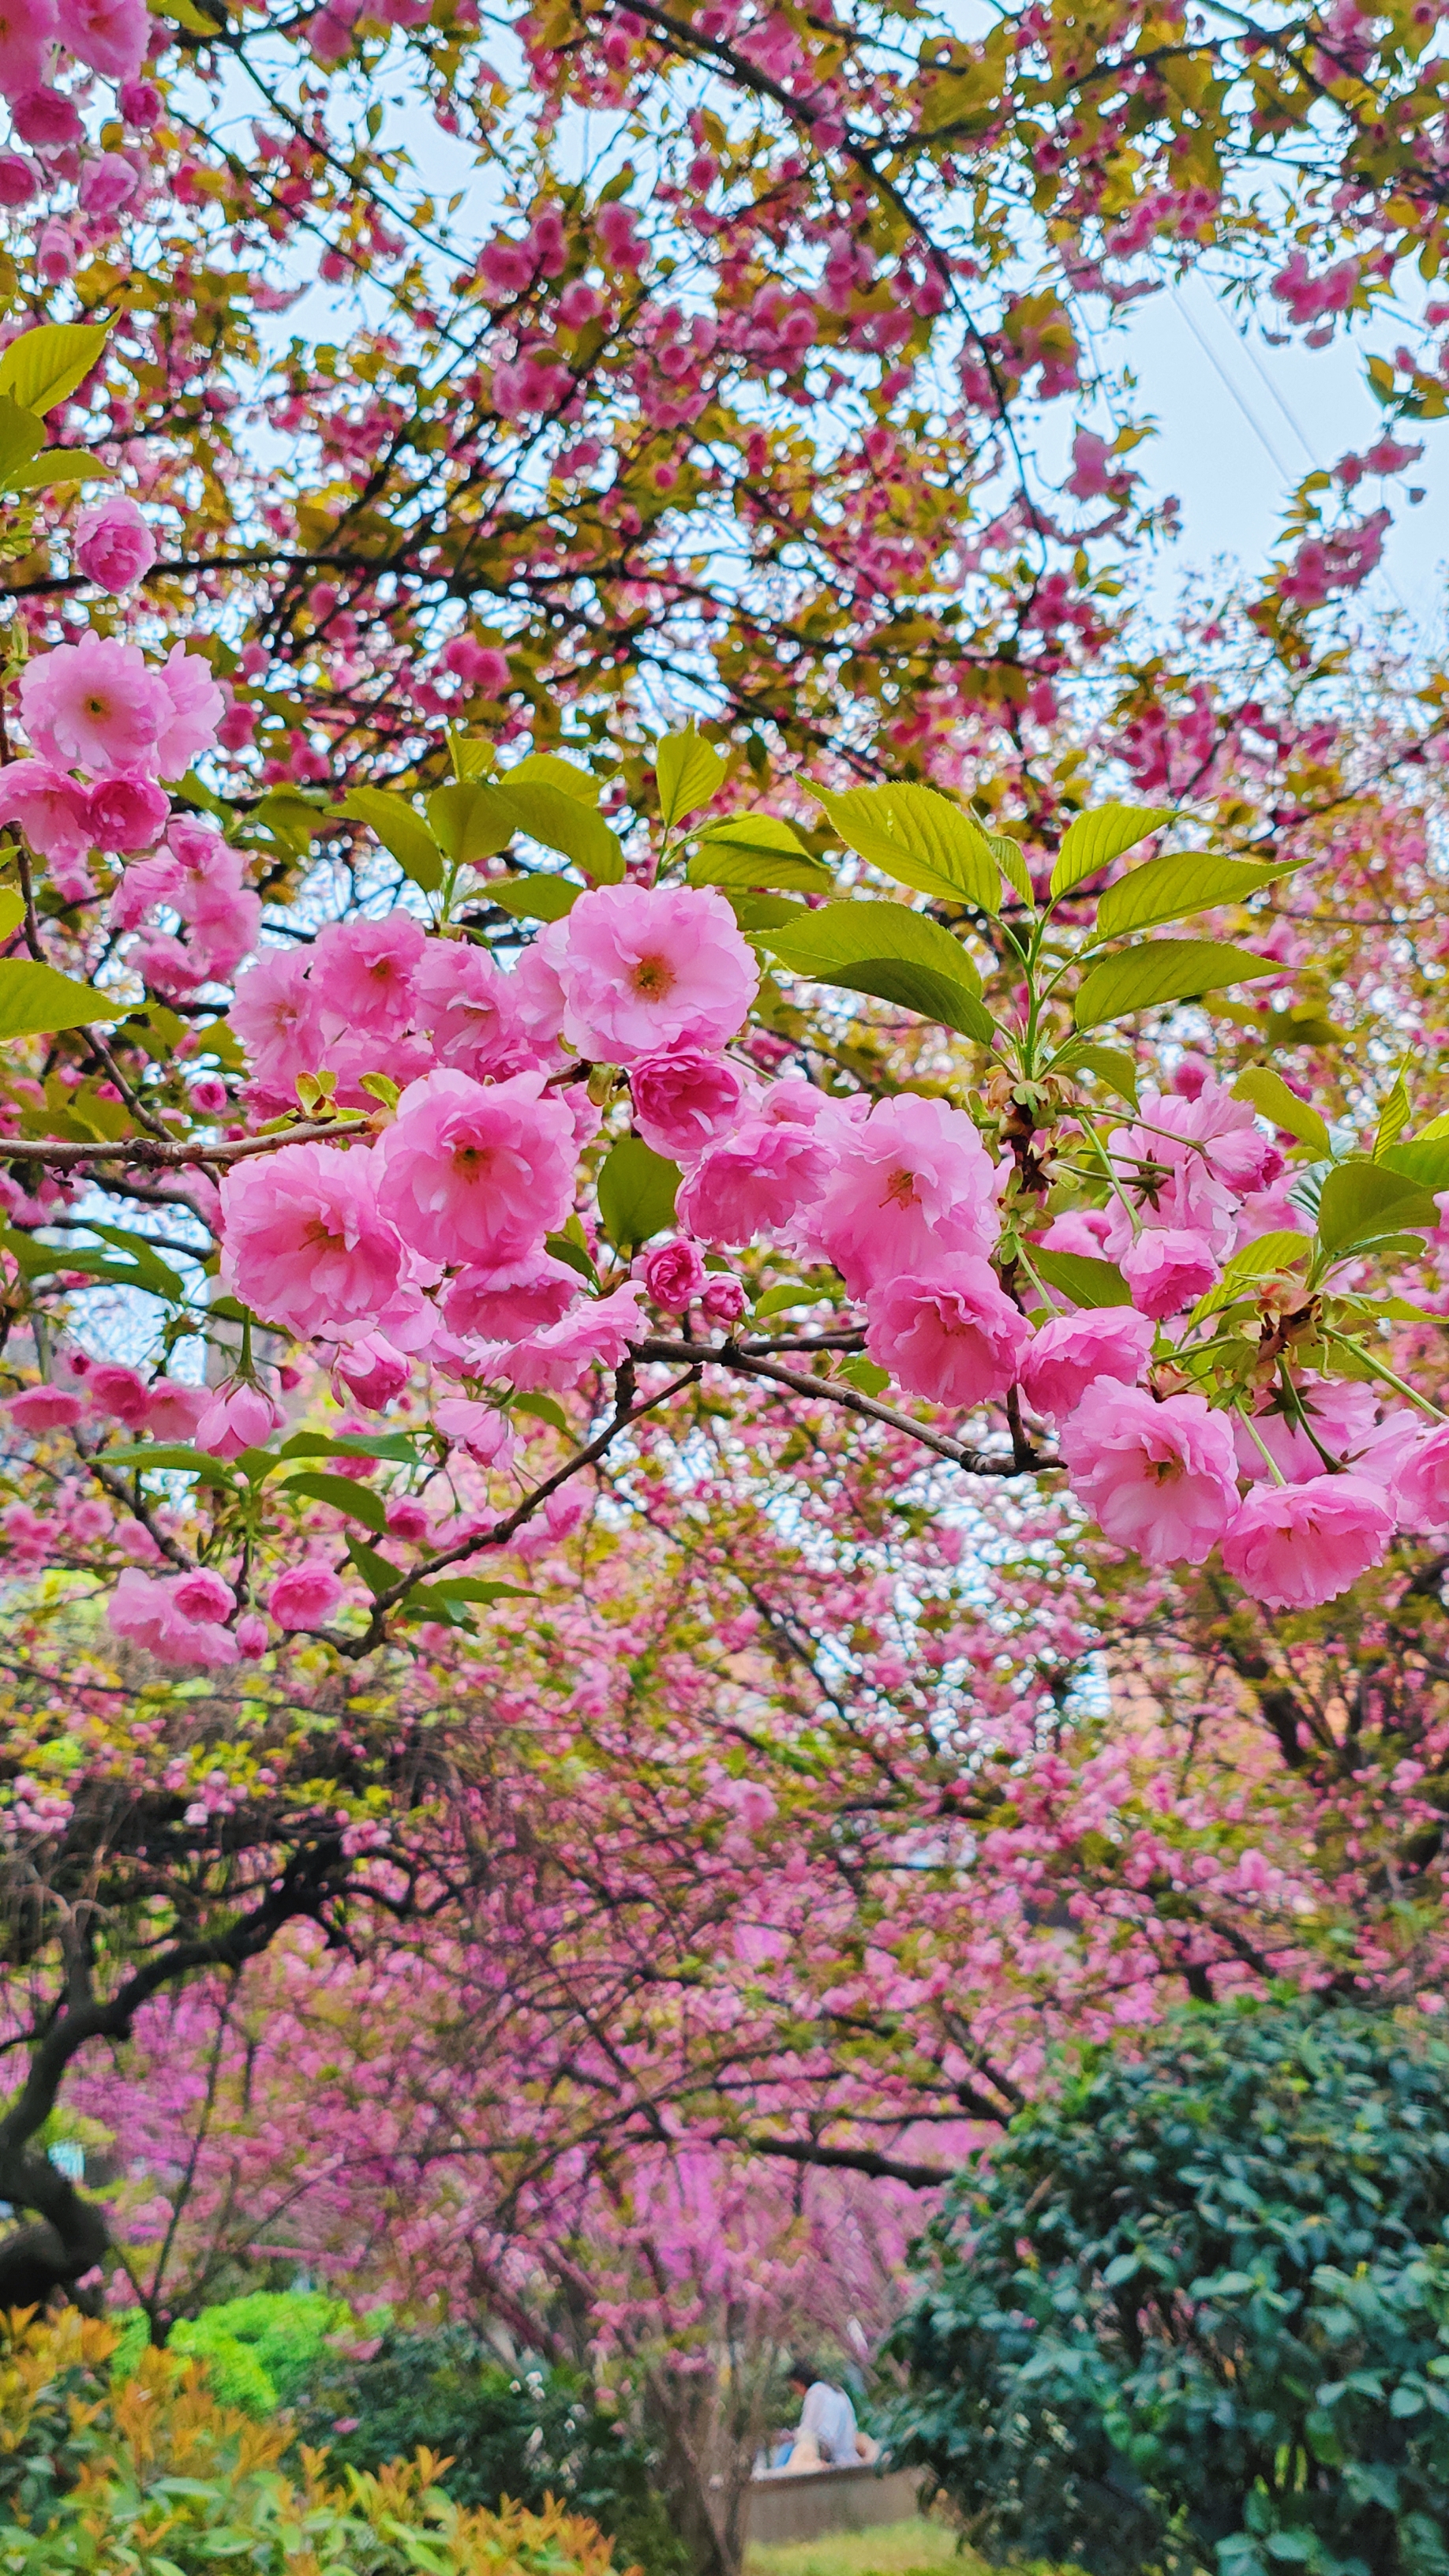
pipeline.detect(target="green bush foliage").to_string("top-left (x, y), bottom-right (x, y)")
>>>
top-left (110, 2287), bottom-right (354, 2415)
top-left (886, 2002), bottom-right (1449, 2576)
top-left (295, 2325), bottom-right (689, 2576)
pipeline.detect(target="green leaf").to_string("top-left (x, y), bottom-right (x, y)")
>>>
top-left (1050, 803), bottom-right (1172, 900)
top-left (689, 816), bottom-right (833, 893)
top-left (1233, 1068), bottom-right (1331, 1157)
top-left (1073, 941), bottom-right (1276, 1029)
top-left (427, 781), bottom-right (518, 867)
top-left (542, 1229), bottom-right (598, 1286)
top-left (0, 1234), bottom-right (185, 1301)
top-left (494, 779), bottom-right (625, 884)
top-left (1376, 1068), bottom-right (1411, 1159)
top-left (1222, 1230), bottom-right (1310, 1286)
top-left (76, 1222), bottom-right (187, 1300)
top-left (0, 321), bottom-right (109, 415)
top-left (346, 1535), bottom-right (403, 1599)
top-left (335, 788), bottom-right (443, 894)
top-left (1316, 1159), bottom-right (1440, 1257)
top-left (0, 960), bottom-right (122, 1041)
top-left (839, 1355), bottom-right (891, 1395)
top-left (281, 1472), bottom-right (389, 1534)
top-left (815, 783), bottom-right (999, 912)
top-left (9, 447), bottom-right (115, 491)
top-left (504, 751), bottom-right (599, 803)
top-left (428, 1577), bottom-right (534, 1604)
top-left (989, 833), bottom-right (1034, 905)
top-left (1029, 1247), bottom-right (1133, 1309)
top-left (1054, 1039), bottom-right (1139, 1106)
top-left (656, 724), bottom-right (728, 826)
top-left (0, 397), bottom-right (42, 485)
top-left (277, 1430), bottom-right (417, 1464)
top-left (0, 891), bottom-right (22, 943)
top-left (726, 892), bottom-right (808, 932)
top-left (510, 1389), bottom-right (574, 1434)
top-left (754, 1282), bottom-right (826, 1318)
top-left (99, 1443), bottom-right (238, 1488)
top-left (597, 1135), bottom-right (680, 1252)
top-left (1383, 1136), bottom-right (1449, 1191)
top-left (758, 900), bottom-right (995, 1045)
top-left (489, 874), bottom-right (580, 922)
top-left (1094, 852), bottom-right (1295, 942)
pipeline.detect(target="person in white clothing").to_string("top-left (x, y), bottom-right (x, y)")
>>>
top-left (782, 2362), bottom-right (872, 2470)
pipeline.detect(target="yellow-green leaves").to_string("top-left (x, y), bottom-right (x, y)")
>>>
top-left (597, 1135), bottom-right (680, 1252)
top-left (0, 961), bottom-right (120, 1042)
top-left (815, 782), bottom-right (1000, 912)
top-left (1030, 1247), bottom-right (1131, 1309)
top-left (1073, 941), bottom-right (1276, 1028)
top-left (1050, 804), bottom-right (1172, 900)
top-left (336, 788), bottom-right (443, 893)
top-left (0, 322), bottom-right (109, 415)
top-left (1316, 1159), bottom-right (1440, 1260)
top-left (758, 899), bottom-right (994, 1043)
top-left (656, 724), bottom-right (727, 826)
top-left (1233, 1067), bottom-right (1331, 1157)
top-left (688, 814), bottom-right (833, 894)
top-left (1093, 852), bottom-right (1294, 942)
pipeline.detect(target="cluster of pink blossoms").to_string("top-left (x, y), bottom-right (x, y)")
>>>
top-left (204, 880), bottom-right (1449, 1622)
top-left (0, 1), bottom-right (158, 271)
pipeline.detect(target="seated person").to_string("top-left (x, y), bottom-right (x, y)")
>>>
top-left (780, 2361), bottom-right (875, 2471)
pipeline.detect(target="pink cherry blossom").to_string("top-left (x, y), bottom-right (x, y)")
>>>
top-left (1221, 1473), bottom-right (1395, 1607)
top-left (1059, 1380), bottom-right (1240, 1566)
top-left (0, 155), bottom-right (37, 208)
top-left (1103, 1079), bottom-right (1284, 1260)
top-left (78, 152), bottom-right (140, 218)
top-left (229, 949), bottom-right (328, 1102)
top-left (172, 1567), bottom-right (234, 1623)
top-left (676, 1115), bottom-right (837, 1246)
top-left (12, 89), bottom-right (82, 151)
top-left (1017, 1309), bottom-right (1154, 1422)
top-left (864, 1263), bottom-right (1032, 1408)
top-left (87, 1362), bottom-right (151, 1427)
top-left (18, 631), bottom-right (170, 775)
top-left (0, 2), bottom-right (56, 102)
top-left (701, 1271), bottom-right (747, 1324)
top-left (145, 1381), bottom-right (208, 1441)
top-left (432, 1396), bottom-right (517, 1465)
top-left (84, 769), bottom-right (170, 854)
top-left (441, 1252), bottom-right (580, 1340)
top-left (6, 1386), bottom-right (85, 1432)
top-left (56, 0), bottom-right (149, 78)
top-left (312, 913), bottom-right (425, 1039)
top-left (1388, 1420), bottom-right (1449, 1529)
top-left (414, 938), bottom-right (534, 1077)
top-left (268, 1562), bottom-right (343, 1628)
top-left (642, 1237), bottom-right (706, 1313)
top-left (629, 1050), bottom-right (748, 1161)
top-left (331, 1332), bottom-right (414, 1410)
top-left (498, 1282), bottom-right (648, 1391)
top-left (153, 644), bottom-right (225, 777)
top-left (376, 1068), bottom-right (576, 1267)
top-left (73, 495), bottom-right (157, 593)
top-left (551, 884), bottom-right (758, 1063)
top-left (108, 1567), bottom-right (238, 1666)
top-left (803, 1095), bottom-right (998, 1295)
top-left (1121, 1226), bottom-right (1219, 1318)
top-left (195, 1382), bottom-right (285, 1458)
top-left (235, 1612), bottom-right (269, 1658)
top-left (0, 761), bottom-right (93, 863)
top-left (1232, 1376), bottom-right (1384, 1483)
top-left (219, 1142), bottom-right (409, 1339)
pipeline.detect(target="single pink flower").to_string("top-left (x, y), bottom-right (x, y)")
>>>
top-left (1232, 1376), bottom-right (1381, 1485)
top-left (195, 1382), bottom-right (284, 1458)
top-left (6, 1385), bottom-right (85, 1432)
top-left (229, 948), bottom-right (328, 1101)
top-left (0, 153), bottom-right (37, 206)
top-left (629, 1048), bottom-right (748, 1162)
top-left (235, 1612), bottom-right (269, 1658)
top-left (804, 1094), bottom-right (998, 1296)
top-left (18, 631), bottom-right (170, 774)
top-left (441, 1251), bottom-right (579, 1340)
top-left (1059, 1380), bottom-right (1239, 1566)
top-left (87, 1361), bottom-right (151, 1427)
top-left (549, 882), bottom-right (758, 1063)
top-left (73, 494), bottom-right (156, 592)
top-left (414, 938), bottom-right (534, 1077)
top-left (642, 1237), bottom-right (706, 1313)
top-left (312, 912), bottom-right (425, 1039)
top-left (432, 1396), bottom-right (517, 1465)
top-left (330, 1331), bottom-right (413, 1411)
top-left (268, 1561), bottom-right (343, 1629)
top-left (219, 1141), bottom-right (409, 1339)
top-left (499, 1282), bottom-right (647, 1392)
top-left (385, 1496), bottom-right (432, 1544)
top-left (145, 1380), bottom-right (208, 1441)
top-left (153, 642), bottom-right (224, 777)
top-left (864, 1262), bottom-right (1031, 1409)
top-left (1121, 1226), bottom-right (1219, 1319)
top-left (0, 0), bottom-right (56, 103)
top-left (441, 636), bottom-right (511, 695)
top-left (676, 1114), bottom-right (836, 1246)
top-left (84, 768), bottom-right (170, 853)
top-left (56, 0), bottom-right (149, 78)
top-left (172, 1566), bottom-right (234, 1623)
top-left (1018, 1309), bottom-right (1154, 1422)
top-left (1388, 1420), bottom-right (1449, 1530)
top-left (1221, 1473), bottom-right (1394, 1608)
top-left (376, 1067), bottom-right (576, 1268)
top-left (0, 759), bottom-right (93, 863)
top-left (1103, 1079), bottom-right (1283, 1261)
top-left (118, 76), bottom-right (160, 125)
top-left (78, 151), bottom-right (140, 216)
top-left (701, 1271), bottom-right (747, 1324)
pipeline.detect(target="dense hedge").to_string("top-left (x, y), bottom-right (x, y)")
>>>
top-left (886, 2003), bottom-right (1449, 2576)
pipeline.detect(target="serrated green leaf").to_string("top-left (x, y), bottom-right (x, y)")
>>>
top-left (1050, 803), bottom-right (1172, 900)
top-left (1376, 1068), bottom-right (1411, 1159)
top-left (754, 1282), bottom-right (826, 1318)
top-left (758, 900), bottom-right (995, 1044)
top-left (1233, 1067), bottom-right (1331, 1156)
top-left (281, 1472), bottom-right (389, 1534)
top-left (504, 751), bottom-right (598, 804)
top-left (1073, 941), bottom-right (1275, 1029)
top-left (276, 1431), bottom-right (415, 1465)
top-left (427, 781), bottom-right (519, 867)
top-left (1029, 1247), bottom-right (1132, 1309)
top-left (346, 1534), bottom-right (404, 1598)
top-left (0, 960), bottom-right (122, 1042)
top-left (0, 321), bottom-right (109, 415)
top-left (1383, 1136), bottom-right (1449, 1190)
top-left (815, 783), bottom-right (1000, 912)
top-left (656, 724), bottom-right (728, 826)
top-left (989, 833), bottom-right (1034, 905)
top-left (726, 892), bottom-right (808, 932)
top-left (688, 817), bottom-right (833, 893)
top-left (429, 1577), bottom-right (534, 1604)
top-left (0, 891), bottom-right (22, 943)
top-left (1316, 1159), bottom-right (1440, 1257)
top-left (489, 874), bottom-right (580, 922)
top-left (99, 1443), bottom-right (238, 1488)
top-left (597, 1135), bottom-right (680, 1252)
top-left (335, 788), bottom-right (442, 893)
top-left (494, 779), bottom-right (624, 884)
top-left (1189, 1229), bottom-right (1309, 1321)
top-left (1094, 852), bottom-right (1294, 942)
top-left (542, 1230), bottom-right (598, 1286)
top-left (510, 1389), bottom-right (574, 1434)
top-left (1054, 1039), bottom-right (1139, 1106)
top-left (9, 447), bottom-right (115, 491)
top-left (839, 1355), bottom-right (891, 1395)
top-left (0, 397), bottom-right (42, 487)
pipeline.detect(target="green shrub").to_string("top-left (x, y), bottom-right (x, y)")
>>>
top-left (886, 2001), bottom-right (1449, 2576)
top-left (0, 2310), bottom-right (632, 2576)
top-left (110, 2286), bottom-right (353, 2416)
top-left (295, 2325), bottom-right (689, 2576)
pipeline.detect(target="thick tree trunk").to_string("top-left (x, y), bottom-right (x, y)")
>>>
top-left (0, 2146), bottom-right (109, 2308)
